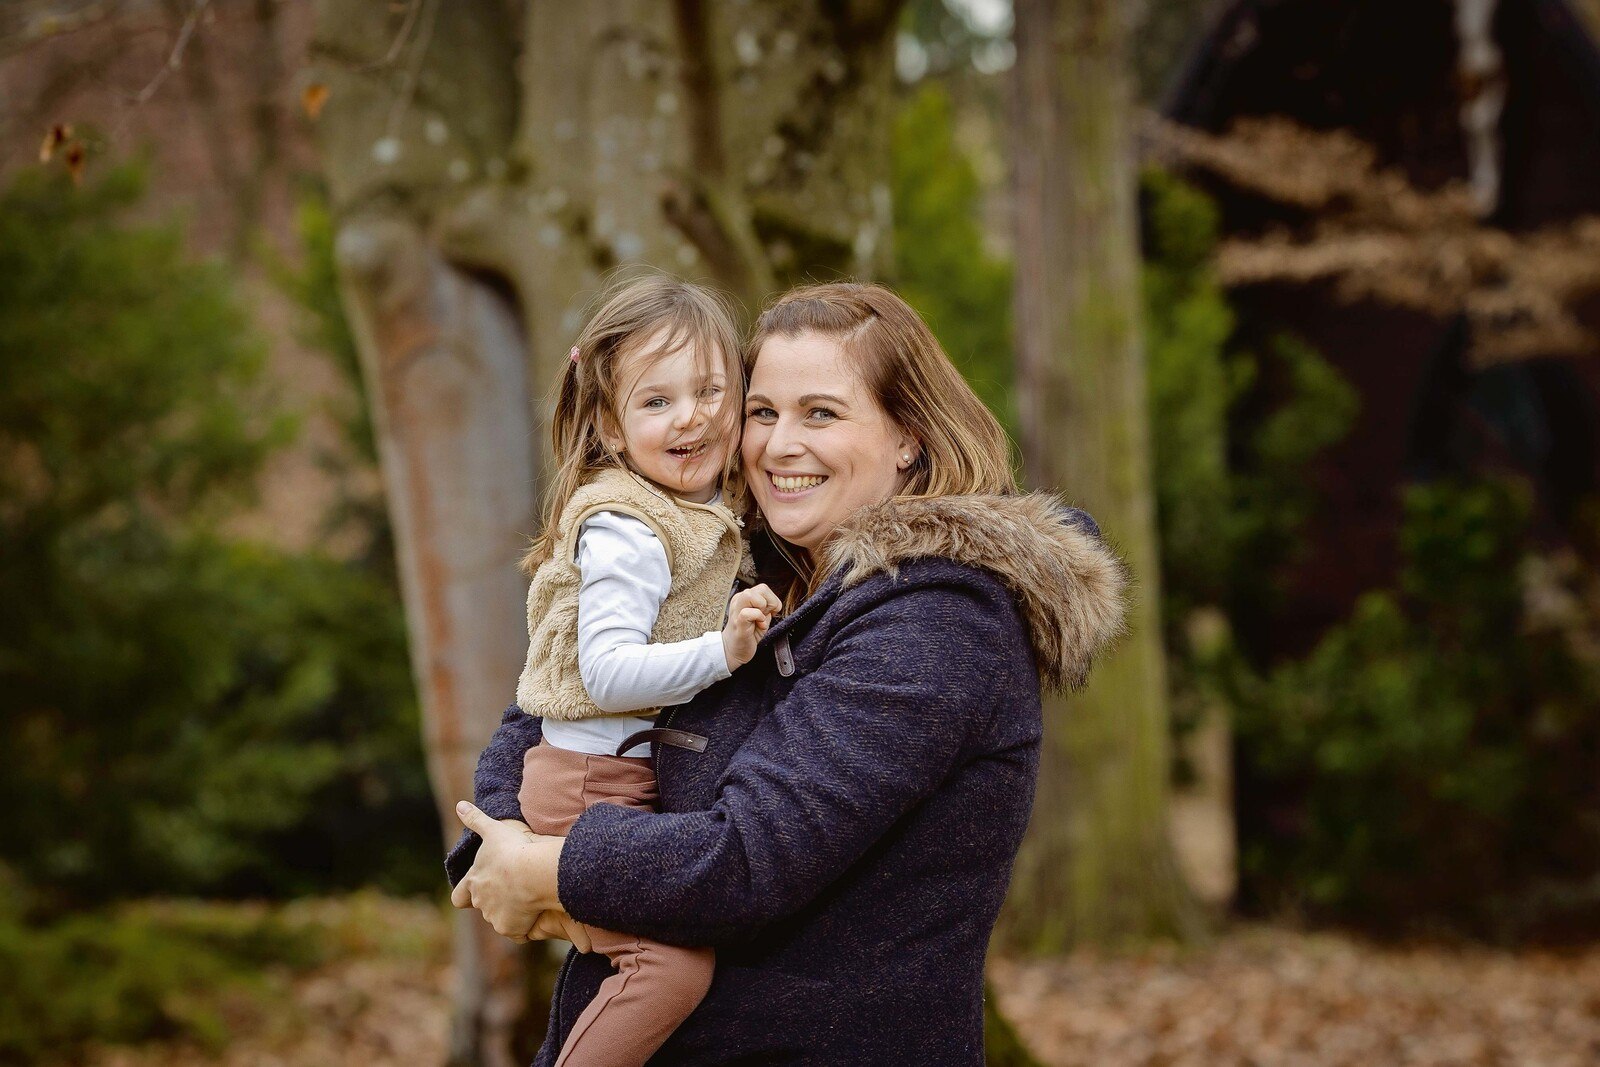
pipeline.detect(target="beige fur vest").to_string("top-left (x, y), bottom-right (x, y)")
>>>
top-left (516, 468), bottom-right (744, 722)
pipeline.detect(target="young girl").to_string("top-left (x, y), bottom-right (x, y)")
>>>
top-left (498, 276), bottom-right (778, 1067)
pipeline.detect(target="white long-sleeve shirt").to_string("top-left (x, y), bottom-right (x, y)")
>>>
top-left (538, 509), bottom-right (732, 756)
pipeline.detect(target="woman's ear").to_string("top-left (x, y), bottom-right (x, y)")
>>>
top-left (895, 430), bottom-right (920, 470)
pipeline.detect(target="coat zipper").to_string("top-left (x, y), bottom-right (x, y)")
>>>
top-left (552, 945), bottom-right (577, 1038)
top-left (653, 703), bottom-right (680, 779)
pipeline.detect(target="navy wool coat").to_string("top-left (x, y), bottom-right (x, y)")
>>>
top-left (447, 491), bottom-right (1126, 1065)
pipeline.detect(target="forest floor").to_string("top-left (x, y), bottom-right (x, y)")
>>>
top-left (79, 897), bottom-right (1600, 1067)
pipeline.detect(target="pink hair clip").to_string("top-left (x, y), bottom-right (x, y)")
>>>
top-left (569, 345), bottom-right (581, 365)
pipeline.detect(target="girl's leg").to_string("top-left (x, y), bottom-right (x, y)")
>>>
top-left (520, 742), bottom-right (713, 1066)
top-left (553, 931), bottom-right (714, 1067)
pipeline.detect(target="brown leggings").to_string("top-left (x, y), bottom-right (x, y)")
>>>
top-left (519, 740), bottom-right (714, 1067)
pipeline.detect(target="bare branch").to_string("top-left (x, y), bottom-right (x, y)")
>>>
top-left (384, 0), bottom-right (440, 139)
top-left (123, 0), bottom-right (209, 107)
top-left (361, 0), bottom-right (423, 72)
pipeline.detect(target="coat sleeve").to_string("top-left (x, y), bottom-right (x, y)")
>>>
top-left (556, 575), bottom-right (1011, 945)
top-left (445, 703), bottom-right (543, 887)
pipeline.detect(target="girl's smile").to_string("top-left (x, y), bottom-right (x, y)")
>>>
top-left (604, 327), bottom-right (733, 503)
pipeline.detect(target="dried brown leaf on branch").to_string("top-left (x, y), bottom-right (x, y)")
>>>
top-left (39, 123), bottom-right (73, 163)
top-left (300, 82), bottom-right (328, 120)
top-left (63, 141), bottom-right (87, 185)
top-left (1151, 116), bottom-right (1600, 366)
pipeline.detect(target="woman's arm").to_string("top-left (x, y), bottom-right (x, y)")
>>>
top-left (556, 574), bottom-right (1012, 945)
top-left (445, 703), bottom-right (542, 887)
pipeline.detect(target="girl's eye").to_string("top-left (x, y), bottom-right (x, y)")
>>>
top-left (644, 397), bottom-right (669, 410)
top-left (745, 406), bottom-right (777, 422)
top-left (698, 385), bottom-right (724, 399)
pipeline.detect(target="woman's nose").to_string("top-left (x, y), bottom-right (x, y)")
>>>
top-left (764, 416), bottom-right (804, 458)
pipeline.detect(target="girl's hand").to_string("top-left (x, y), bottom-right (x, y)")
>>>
top-left (721, 583), bottom-right (782, 670)
top-left (530, 909), bottom-right (594, 953)
top-left (450, 801), bottom-right (572, 944)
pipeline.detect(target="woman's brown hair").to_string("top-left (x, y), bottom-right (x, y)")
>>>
top-left (521, 273), bottom-right (745, 574)
top-left (746, 281), bottom-right (1016, 603)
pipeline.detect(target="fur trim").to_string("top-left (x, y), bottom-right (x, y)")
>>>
top-left (821, 493), bottom-right (1129, 692)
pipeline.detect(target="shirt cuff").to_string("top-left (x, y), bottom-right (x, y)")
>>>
top-left (698, 630), bottom-right (733, 681)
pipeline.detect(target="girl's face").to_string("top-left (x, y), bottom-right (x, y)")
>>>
top-left (603, 328), bottom-right (732, 503)
top-left (742, 330), bottom-right (917, 556)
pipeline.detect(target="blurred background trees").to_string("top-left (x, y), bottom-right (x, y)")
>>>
top-left (3, 0), bottom-right (1600, 1064)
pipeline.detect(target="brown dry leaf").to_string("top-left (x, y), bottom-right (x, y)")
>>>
top-left (1153, 116), bottom-right (1600, 365)
top-left (39, 123), bottom-right (72, 163)
top-left (301, 82), bottom-right (330, 121)
top-left (63, 142), bottom-right (87, 186)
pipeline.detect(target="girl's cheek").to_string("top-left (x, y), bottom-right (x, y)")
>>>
top-left (740, 426), bottom-right (765, 466)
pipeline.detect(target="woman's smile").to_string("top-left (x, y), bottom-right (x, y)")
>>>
top-left (742, 330), bottom-right (916, 556)
top-left (766, 471), bottom-right (829, 495)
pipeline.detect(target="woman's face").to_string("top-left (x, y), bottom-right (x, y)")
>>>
top-left (742, 330), bottom-right (916, 556)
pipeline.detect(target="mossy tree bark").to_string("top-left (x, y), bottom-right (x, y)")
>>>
top-left (307, 2), bottom-right (901, 1062)
top-left (1005, 0), bottom-right (1205, 950)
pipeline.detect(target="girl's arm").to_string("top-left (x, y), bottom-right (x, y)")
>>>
top-left (575, 511), bottom-right (731, 712)
top-left (555, 573), bottom-right (1012, 945)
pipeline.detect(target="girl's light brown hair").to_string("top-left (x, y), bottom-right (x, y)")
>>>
top-left (521, 273), bottom-right (745, 574)
top-left (746, 281), bottom-right (1015, 598)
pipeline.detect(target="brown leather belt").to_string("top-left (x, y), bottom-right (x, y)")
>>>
top-left (615, 727), bottom-right (708, 758)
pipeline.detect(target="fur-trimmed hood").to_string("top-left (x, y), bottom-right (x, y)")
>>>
top-left (820, 492), bottom-right (1128, 692)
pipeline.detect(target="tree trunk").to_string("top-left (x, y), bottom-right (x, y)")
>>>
top-left (1006, 0), bottom-right (1205, 949)
top-left (308, 1), bottom-right (902, 1060)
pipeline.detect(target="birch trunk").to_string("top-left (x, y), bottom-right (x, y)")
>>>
top-left (1006, 0), bottom-right (1205, 949)
top-left (307, 1), bottom-right (902, 1060)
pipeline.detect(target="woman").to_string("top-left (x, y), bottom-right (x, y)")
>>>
top-left (449, 282), bottom-right (1127, 1064)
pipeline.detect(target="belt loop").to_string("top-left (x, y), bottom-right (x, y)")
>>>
top-left (774, 634), bottom-right (796, 677)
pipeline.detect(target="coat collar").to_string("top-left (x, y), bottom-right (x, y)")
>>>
top-left (760, 491), bottom-right (1127, 692)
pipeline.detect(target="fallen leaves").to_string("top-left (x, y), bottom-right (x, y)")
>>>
top-left (73, 896), bottom-right (1600, 1067)
top-left (990, 925), bottom-right (1600, 1066)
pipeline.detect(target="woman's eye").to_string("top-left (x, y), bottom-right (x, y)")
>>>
top-left (808, 408), bottom-right (838, 422)
top-left (745, 406), bottom-right (776, 421)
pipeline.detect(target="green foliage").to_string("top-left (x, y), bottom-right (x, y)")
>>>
top-left (0, 166), bottom-right (434, 905)
top-left (1224, 480), bottom-right (1600, 937)
top-left (892, 84), bottom-right (1015, 432)
top-left (0, 880), bottom-right (445, 1064)
top-left (1141, 168), bottom-right (1359, 768)
top-left (264, 186), bottom-right (394, 573)
top-left (1142, 169), bottom-right (1249, 612)
top-left (0, 873), bottom-right (315, 1063)
top-left (1142, 168), bottom-right (1359, 620)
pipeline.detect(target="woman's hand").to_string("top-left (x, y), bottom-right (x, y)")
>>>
top-left (450, 801), bottom-right (587, 948)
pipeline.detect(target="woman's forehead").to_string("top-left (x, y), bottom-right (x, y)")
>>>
top-left (750, 332), bottom-right (862, 396)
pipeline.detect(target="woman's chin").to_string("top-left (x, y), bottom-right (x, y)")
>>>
top-left (760, 510), bottom-right (817, 554)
